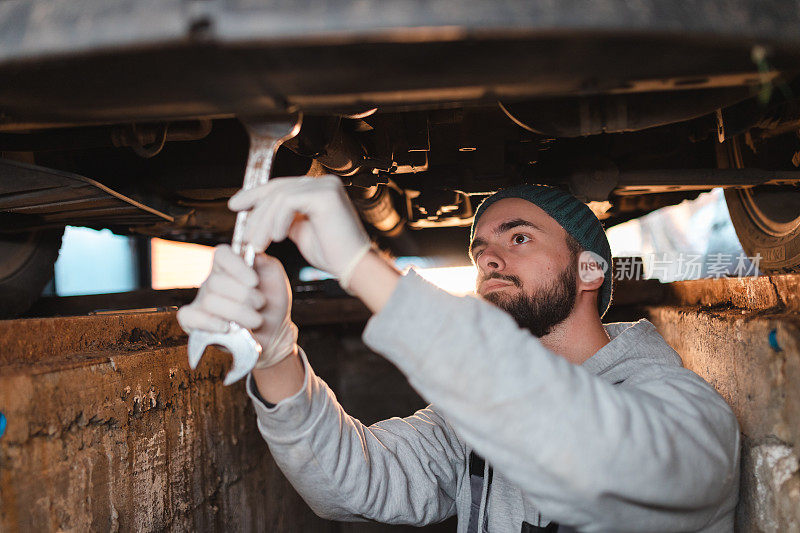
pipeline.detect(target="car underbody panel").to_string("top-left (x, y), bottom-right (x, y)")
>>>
top-left (2, 0), bottom-right (800, 127)
top-left (1, 0), bottom-right (799, 269)
top-left (0, 158), bottom-right (174, 231)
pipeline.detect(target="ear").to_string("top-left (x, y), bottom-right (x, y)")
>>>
top-left (577, 251), bottom-right (607, 291)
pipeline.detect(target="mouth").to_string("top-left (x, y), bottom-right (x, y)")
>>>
top-left (480, 279), bottom-right (514, 294)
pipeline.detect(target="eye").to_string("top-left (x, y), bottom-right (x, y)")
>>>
top-left (512, 234), bottom-right (531, 245)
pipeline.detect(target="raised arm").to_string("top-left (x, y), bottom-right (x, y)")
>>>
top-left (246, 350), bottom-right (464, 524)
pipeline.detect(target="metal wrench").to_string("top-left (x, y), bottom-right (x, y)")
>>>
top-left (188, 113), bottom-right (303, 385)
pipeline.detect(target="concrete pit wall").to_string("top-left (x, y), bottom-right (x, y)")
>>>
top-left (643, 275), bottom-right (800, 532)
top-left (0, 300), bottom-right (454, 532)
top-left (0, 311), bottom-right (333, 532)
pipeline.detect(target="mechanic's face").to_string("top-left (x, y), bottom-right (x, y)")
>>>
top-left (470, 198), bottom-right (578, 337)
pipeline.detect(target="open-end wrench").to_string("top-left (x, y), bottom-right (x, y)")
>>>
top-left (188, 113), bottom-right (303, 385)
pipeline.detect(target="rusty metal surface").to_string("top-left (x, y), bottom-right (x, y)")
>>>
top-left (0, 310), bottom-right (185, 369)
top-left (1, 305), bottom-right (372, 368)
top-left (660, 272), bottom-right (800, 313)
top-left (19, 288), bottom-right (371, 326)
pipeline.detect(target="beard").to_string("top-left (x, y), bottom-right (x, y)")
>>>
top-left (481, 262), bottom-right (577, 338)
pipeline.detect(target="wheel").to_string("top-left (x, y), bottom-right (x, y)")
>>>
top-left (0, 228), bottom-right (64, 318)
top-left (724, 186), bottom-right (800, 273)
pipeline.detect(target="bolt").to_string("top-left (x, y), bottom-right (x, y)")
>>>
top-left (0, 411), bottom-right (6, 438)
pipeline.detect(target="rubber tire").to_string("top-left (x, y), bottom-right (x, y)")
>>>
top-left (0, 228), bottom-right (64, 318)
top-left (725, 187), bottom-right (800, 273)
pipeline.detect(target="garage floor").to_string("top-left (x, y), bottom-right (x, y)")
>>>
top-left (1, 275), bottom-right (798, 531)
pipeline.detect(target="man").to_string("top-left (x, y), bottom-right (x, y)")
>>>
top-left (177, 176), bottom-right (740, 532)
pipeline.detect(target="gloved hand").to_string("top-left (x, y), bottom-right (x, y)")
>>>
top-left (228, 175), bottom-right (372, 290)
top-left (176, 245), bottom-right (298, 369)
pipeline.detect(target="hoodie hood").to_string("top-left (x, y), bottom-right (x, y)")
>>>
top-left (581, 319), bottom-right (683, 384)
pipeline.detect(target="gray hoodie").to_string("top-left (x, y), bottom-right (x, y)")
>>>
top-left (247, 270), bottom-right (740, 532)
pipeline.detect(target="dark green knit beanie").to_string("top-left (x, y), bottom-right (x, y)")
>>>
top-left (470, 184), bottom-right (613, 318)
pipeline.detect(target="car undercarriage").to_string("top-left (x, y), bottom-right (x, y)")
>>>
top-left (2, 0), bottom-right (800, 316)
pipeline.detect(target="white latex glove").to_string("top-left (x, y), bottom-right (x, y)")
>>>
top-left (228, 175), bottom-right (372, 290)
top-left (176, 245), bottom-right (298, 369)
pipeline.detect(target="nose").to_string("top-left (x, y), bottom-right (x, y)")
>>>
top-left (477, 246), bottom-right (505, 274)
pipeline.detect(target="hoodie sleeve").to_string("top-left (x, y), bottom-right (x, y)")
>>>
top-left (246, 348), bottom-right (465, 526)
top-left (362, 270), bottom-right (740, 532)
